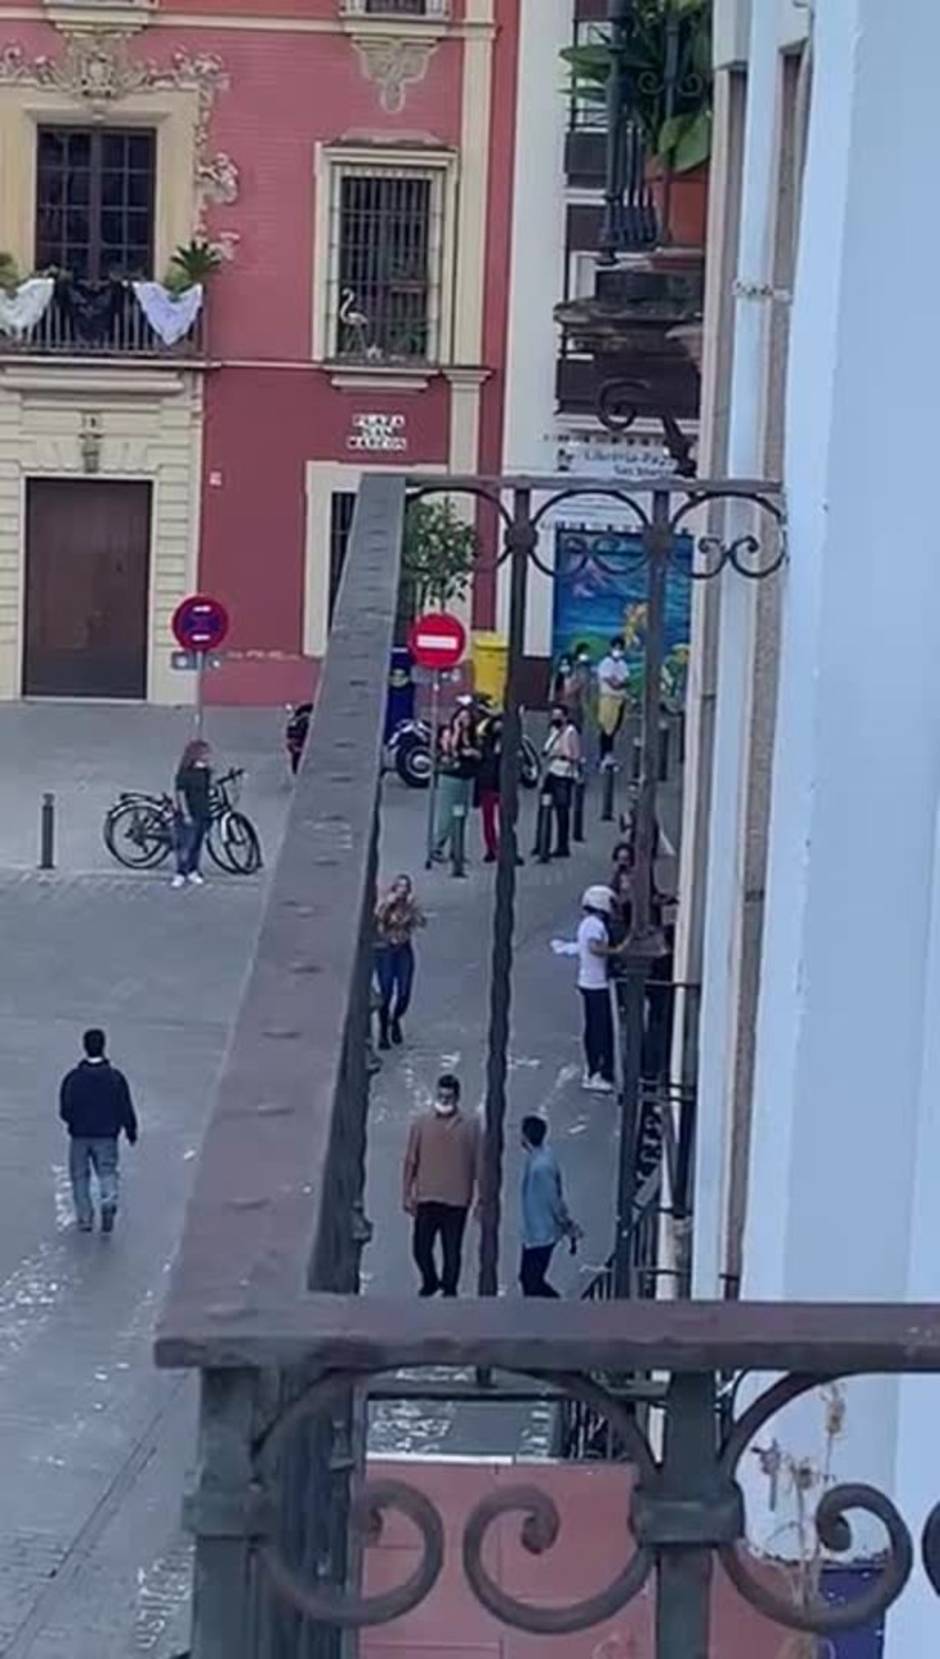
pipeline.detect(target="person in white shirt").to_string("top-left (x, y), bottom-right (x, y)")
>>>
top-left (577, 885), bottom-right (617, 1092)
top-left (596, 636), bottom-right (630, 765)
top-left (541, 704), bottom-right (581, 858)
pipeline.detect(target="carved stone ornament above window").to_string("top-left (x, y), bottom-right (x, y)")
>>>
top-left (351, 34), bottom-right (439, 115)
top-left (0, 35), bottom-right (239, 234)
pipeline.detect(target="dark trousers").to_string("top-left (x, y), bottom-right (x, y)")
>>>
top-left (413, 1201), bottom-right (468, 1297)
top-left (176, 815), bottom-right (208, 875)
top-left (546, 774), bottom-right (573, 856)
top-left (520, 1243), bottom-right (560, 1298)
top-left (375, 942), bottom-right (415, 1027)
top-left (581, 986), bottom-right (614, 1082)
top-left (479, 788), bottom-right (500, 858)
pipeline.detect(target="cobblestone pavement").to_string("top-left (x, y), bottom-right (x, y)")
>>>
top-left (0, 705), bottom-right (671, 1656)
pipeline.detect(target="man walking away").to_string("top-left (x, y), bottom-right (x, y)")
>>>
top-left (60, 1029), bottom-right (138, 1234)
top-left (519, 1115), bottom-right (581, 1297)
top-left (402, 1074), bottom-right (480, 1296)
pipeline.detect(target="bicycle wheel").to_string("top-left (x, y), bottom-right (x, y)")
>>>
top-left (207, 813), bottom-right (262, 875)
top-left (104, 800), bottom-right (171, 869)
top-left (206, 820), bottom-right (235, 874)
top-left (222, 811), bottom-right (263, 875)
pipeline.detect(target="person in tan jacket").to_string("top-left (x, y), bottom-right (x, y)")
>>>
top-left (402, 1073), bottom-right (481, 1297)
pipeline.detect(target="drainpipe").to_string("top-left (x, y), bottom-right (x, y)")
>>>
top-left (691, 0), bottom-right (782, 1297)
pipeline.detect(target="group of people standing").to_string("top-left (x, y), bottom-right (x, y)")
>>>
top-left (373, 860), bottom-right (584, 1303)
top-left (553, 635), bottom-right (633, 765)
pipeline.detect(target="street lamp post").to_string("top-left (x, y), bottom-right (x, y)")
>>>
top-left (478, 489), bottom-right (534, 1299)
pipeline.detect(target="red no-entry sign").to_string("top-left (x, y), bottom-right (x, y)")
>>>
top-left (172, 594), bottom-right (229, 654)
top-left (408, 610), bottom-right (467, 673)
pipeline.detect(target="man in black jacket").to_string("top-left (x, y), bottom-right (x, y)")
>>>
top-left (59, 1029), bottom-right (138, 1234)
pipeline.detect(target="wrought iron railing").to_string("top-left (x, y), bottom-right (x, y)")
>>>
top-left (339, 0), bottom-right (450, 16)
top-left (0, 280), bottom-right (206, 358)
top-left (152, 475), bottom-right (940, 1658)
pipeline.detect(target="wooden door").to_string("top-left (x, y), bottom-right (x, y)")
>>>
top-left (24, 479), bottom-right (151, 698)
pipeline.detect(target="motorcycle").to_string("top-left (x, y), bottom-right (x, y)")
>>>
top-left (285, 703), bottom-right (313, 775)
top-left (387, 695), bottom-right (541, 792)
top-left (286, 695), bottom-right (541, 792)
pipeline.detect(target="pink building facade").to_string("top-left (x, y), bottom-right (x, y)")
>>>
top-left (0, 0), bottom-right (518, 705)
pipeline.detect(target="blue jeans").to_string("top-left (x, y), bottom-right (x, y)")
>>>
top-left (69, 1136), bottom-right (119, 1226)
top-left (375, 942), bottom-right (415, 1023)
top-left (176, 815), bottom-right (208, 875)
top-left (434, 775), bottom-right (471, 856)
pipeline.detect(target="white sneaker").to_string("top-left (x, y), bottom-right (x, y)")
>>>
top-left (589, 1076), bottom-right (615, 1094)
top-left (187, 871), bottom-right (205, 886)
top-left (171, 874), bottom-right (186, 889)
top-left (581, 1071), bottom-right (595, 1091)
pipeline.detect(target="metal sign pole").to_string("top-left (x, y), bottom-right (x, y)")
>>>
top-left (195, 650), bottom-right (206, 738)
top-left (424, 670), bottom-right (442, 870)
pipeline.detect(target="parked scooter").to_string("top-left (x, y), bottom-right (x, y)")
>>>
top-left (285, 693), bottom-right (541, 791)
top-left (388, 693), bottom-right (541, 791)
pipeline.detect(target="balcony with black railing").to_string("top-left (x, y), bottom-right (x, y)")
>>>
top-left (150, 469), bottom-right (940, 1659)
top-left (0, 277), bottom-right (206, 360)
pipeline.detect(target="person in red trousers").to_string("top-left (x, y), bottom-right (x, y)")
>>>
top-left (475, 713), bottom-right (504, 863)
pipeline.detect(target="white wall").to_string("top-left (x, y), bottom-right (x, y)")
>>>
top-left (739, 0), bottom-right (940, 1613)
top-left (500, 0), bottom-right (569, 653)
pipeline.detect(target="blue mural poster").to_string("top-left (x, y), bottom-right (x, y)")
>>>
top-left (552, 527), bottom-right (693, 711)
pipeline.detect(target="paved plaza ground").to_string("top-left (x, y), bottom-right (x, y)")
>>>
top-left (0, 702), bottom-right (661, 1658)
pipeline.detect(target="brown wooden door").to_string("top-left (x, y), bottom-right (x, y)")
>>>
top-left (24, 479), bottom-right (151, 698)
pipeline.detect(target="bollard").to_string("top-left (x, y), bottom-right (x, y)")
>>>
top-left (451, 802), bottom-right (467, 878)
top-left (536, 788), bottom-right (553, 863)
top-left (601, 759), bottom-right (617, 823)
top-left (573, 774), bottom-right (586, 843)
top-left (39, 791), bottom-right (55, 871)
top-left (659, 721), bottom-right (670, 783)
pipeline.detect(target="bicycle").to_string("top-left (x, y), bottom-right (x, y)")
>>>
top-left (103, 767), bottom-right (263, 876)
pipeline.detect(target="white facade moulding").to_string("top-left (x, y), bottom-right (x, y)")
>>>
top-left (713, 0), bottom-right (809, 69)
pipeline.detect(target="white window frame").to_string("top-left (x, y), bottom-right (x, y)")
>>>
top-left (313, 143), bottom-right (458, 368)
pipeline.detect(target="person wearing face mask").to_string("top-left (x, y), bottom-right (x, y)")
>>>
top-left (552, 644), bottom-right (594, 733)
top-left (596, 636), bottom-right (630, 765)
top-left (402, 1074), bottom-right (482, 1296)
top-left (541, 703), bottom-right (581, 858)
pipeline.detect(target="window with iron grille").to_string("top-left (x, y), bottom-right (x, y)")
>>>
top-left (364, 0), bottom-right (426, 13)
top-left (35, 126), bottom-right (156, 281)
top-left (329, 492), bottom-right (356, 622)
top-left (342, 1), bottom-right (450, 15)
top-left (331, 166), bottom-right (444, 363)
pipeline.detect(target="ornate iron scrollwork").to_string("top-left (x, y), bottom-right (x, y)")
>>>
top-left (253, 1370), bottom-right (445, 1628)
top-left (718, 1373), bottom-right (915, 1635)
top-left (246, 1361), bottom-right (928, 1644)
top-left (461, 1372), bottom-right (656, 1635)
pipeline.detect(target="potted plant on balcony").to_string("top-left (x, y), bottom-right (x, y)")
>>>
top-left (0, 252), bottom-right (57, 341)
top-left (562, 0), bottom-right (711, 247)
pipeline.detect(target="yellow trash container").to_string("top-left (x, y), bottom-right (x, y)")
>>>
top-left (471, 631), bottom-right (508, 706)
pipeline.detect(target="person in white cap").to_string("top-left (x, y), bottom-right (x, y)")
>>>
top-left (578, 885), bottom-right (617, 1092)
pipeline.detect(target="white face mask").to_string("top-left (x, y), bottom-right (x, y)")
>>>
top-left (434, 1096), bottom-right (458, 1117)
top-left (611, 648), bottom-right (624, 661)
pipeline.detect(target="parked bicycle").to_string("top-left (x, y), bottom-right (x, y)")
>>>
top-left (103, 767), bottom-right (262, 875)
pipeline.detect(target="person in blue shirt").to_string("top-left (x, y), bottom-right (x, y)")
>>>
top-left (518, 1115), bottom-right (582, 1297)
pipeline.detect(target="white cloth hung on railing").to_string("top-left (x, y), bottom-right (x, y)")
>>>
top-left (132, 281), bottom-right (204, 345)
top-left (0, 277), bottom-right (54, 337)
